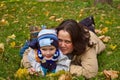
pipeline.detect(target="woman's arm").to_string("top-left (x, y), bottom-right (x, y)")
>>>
top-left (70, 31), bottom-right (106, 79)
top-left (27, 49), bottom-right (41, 72)
top-left (70, 48), bottom-right (98, 79)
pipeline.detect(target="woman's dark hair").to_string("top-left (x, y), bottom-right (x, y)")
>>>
top-left (56, 19), bottom-right (93, 55)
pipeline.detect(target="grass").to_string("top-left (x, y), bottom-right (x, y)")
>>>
top-left (0, 0), bottom-right (120, 80)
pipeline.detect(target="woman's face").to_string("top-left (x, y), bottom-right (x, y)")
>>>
top-left (58, 30), bottom-right (73, 55)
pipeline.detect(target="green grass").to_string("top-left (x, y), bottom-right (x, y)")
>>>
top-left (0, 0), bottom-right (120, 80)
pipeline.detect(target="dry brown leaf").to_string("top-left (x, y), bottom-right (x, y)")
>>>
top-left (0, 43), bottom-right (4, 53)
top-left (95, 29), bottom-right (102, 34)
top-left (117, 4), bottom-right (120, 10)
top-left (55, 17), bottom-right (63, 22)
top-left (49, 15), bottom-right (56, 20)
top-left (58, 72), bottom-right (72, 80)
top-left (99, 35), bottom-right (111, 43)
top-left (0, 19), bottom-right (9, 26)
top-left (44, 11), bottom-right (50, 16)
top-left (103, 70), bottom-right (119, 80)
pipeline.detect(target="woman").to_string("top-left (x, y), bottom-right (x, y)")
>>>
top-left (55, 19), bottom-right (106, 79)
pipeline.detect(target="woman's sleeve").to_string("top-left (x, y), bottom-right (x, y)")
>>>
top-left (21, 48), bottom-right (32, 69)
top-left (70, 31), bottom-right (106, 79)
top-left (89, 31), bottom-right (106, 54)
top-left (70, 48), bottom-right (98, 79)
top-left (27, 50), bottom-right (41, 72)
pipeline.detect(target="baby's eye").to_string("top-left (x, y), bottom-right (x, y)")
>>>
top-left (50, 48), bottom-right (56, 51)
top-left (41, 48), bottom-right (47, 51)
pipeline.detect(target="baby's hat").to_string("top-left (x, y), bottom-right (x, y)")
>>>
top-left (38, 29), bottom-right (58, 48)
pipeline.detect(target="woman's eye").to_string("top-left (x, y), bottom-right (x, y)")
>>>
top-left (65, 40), bottom-right (72, 44)
top-left (58, 39), bottom-right (62, 42)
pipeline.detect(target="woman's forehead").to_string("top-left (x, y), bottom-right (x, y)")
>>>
top-left (58, 30), bottom-right (71, 40)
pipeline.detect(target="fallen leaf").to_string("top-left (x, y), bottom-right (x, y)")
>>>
top-left (44, 11), bottom-right (50, 16)
top-left (99, 35), bottom-right (111, 43)
top-left (0, 19), bottom-right (9, 26)
top-left (7, 34), bottom-right (16, 39)
top-left (79, 14), bottom-right (82, 17)
top-left (46, 70), bottom-right (66, 77)
top-left (58, 72), bottom-right (72, 80)
top-left (95, 29), bottom-right (102, 34)
top-left (0, 43), bottom-right (4, 53)
top-left (49, 15), bottom-right (56, 20)
top-left (13, 20), bottom-right (19, 23)
top-left (15, 68), bottom-right (29, 79)
top-left (110, 44), bottom-right (117, 50)
top-left (105, 21), bottom-right (112, 25)
top-left (10, 41), bottom-right (16, 48)
top-left (117, 4), bottom-right (120, 10)
top-left (101, 27), bottom-right (108, 34)
top-left (55, 17), bottom-right (63, 22)
top-left (103, 70), bottom-right (119, 80)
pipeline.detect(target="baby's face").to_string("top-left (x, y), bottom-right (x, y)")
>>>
top-left (40, 45), bottom-right (56, 60)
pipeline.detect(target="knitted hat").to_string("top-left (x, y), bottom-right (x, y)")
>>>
top-left (38, 29), bottom-right (58, 48)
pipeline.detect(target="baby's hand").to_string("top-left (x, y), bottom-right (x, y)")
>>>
top-left (28, 67), bottom-right (41, 76)
top-left (28, 67), bottom-right (36, 75)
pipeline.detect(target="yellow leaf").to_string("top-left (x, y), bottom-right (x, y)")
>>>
top-left (101, 27), bottom-right (108, 34)
top-left (44, 11), bottom-right (50, 16)
top-left (0, 19), bottom-right (9, 26)
top-left (105, 21), bottom-right (112, 24)
top-left (10, 41), bottom-right (16, 48)
top-left (58, 72), bottom-right (72, 80)
top-left (79, 14), bottom-right (82, 17)
top-left (46, 70), bottom-right (66, 77)
top-left (110, 44), bottom-right (117, 50)
top-left (0, 43), bottom-right (4, 53)
top-left (80, 9), bottom-right (84, 14)
top-left (49, 15), bottom-right (56, 20)
top-left (55, 17), bottom-right (63, 22)
top-left (15, 68), bottom-right (29, 79)
top-left (7, 34), bottom-right (16, 39)
top-left (0, 3), bottom-right (5, 7)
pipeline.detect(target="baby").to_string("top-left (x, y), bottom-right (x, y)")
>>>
top-left (27, 29), bottom-right (71, 76)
